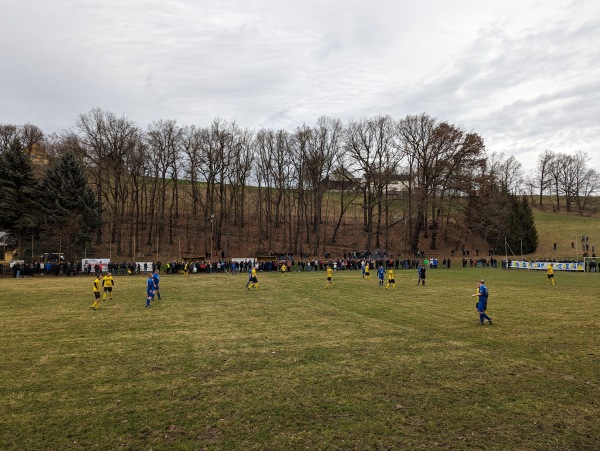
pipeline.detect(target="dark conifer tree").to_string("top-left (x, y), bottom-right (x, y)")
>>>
top-left (467, 186), bottom-right (538, 254)
top-left (0, 138), bottom-right (42, 259)
top-left (40, 152), bottom-right (100, 256)
top-left (506, 195), bottom-right (538, 254)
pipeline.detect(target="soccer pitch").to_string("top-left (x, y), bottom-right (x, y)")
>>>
top-left (1, 268), bottom-right (598, 449)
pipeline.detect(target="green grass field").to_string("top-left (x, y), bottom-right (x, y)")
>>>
top-left (1, 268), bottom-right (599, 450)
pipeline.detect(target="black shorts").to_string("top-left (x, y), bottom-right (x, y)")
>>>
top-left (388, 279), bottom-right (395, 284)
top-left (104, 287), bottom-right (113, 292)
top-left (251, 276), bottom-right (258, 283)
top-left (94, 292), bottom-right (100, 299)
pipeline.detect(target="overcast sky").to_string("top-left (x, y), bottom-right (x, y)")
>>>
top-left (1, 0), bottom-right (599, 171)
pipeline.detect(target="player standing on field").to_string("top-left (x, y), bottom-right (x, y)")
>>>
top-left (385, 268), bottom-right (395, 289)
top-left (146, 273), bottom-right (155, 307)
top-left (377, 265), bottom-right (385, 286)
top-left (152, 269), bottom-right (161, 300)
top-left (417, 265), bottom-right (426, 286)
top-left (91, 273), bottom-right (102, 309)
top-left (472, 279), bottom-right (492, 325)
top-left (102, 272), bottom-right (114, 300)
top-left (246, 266), bottom-right (252, 288)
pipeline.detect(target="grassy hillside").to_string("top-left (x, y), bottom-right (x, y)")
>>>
top-left (532, 209), bottom-right (600, 260)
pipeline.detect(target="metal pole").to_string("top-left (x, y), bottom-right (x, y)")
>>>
top-left (210, 213), bottom-right (214, 261)
top-left (520, 237), bottom-right (523, 261)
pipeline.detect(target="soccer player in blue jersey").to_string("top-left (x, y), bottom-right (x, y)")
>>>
top-left (246, 266), bottom-right (253, 288)
top-left (146, 273), bottom-right (155, 307)
top-left (472, 279), bottom-right (492, 325)
top-left (417, 265), bottom-right (426, 285)
top-left (152, 269), bottom-right (161, 300)
top-left (377, 265), bottom-right (385, 287)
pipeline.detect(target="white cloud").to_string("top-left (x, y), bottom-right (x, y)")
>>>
top-left (1, 0), bottom-right (598, 169)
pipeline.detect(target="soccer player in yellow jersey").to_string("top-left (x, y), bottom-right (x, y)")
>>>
top-left (365, 263), bottom-right (371, 280)
top-left (326, 266), bottom-right (334, 288)
top-left (247, 267), bottom-right (259, 290)
top-left (281, 263), bottom-right (286, 275)
top-left (385, 269), bottom-right (396, 289)
top-left (91, 274), bottom-right (102, 309)
top-left (102, 272), bottom-right (114, 300)
top-left (547, 263), bottom-right (555, 285)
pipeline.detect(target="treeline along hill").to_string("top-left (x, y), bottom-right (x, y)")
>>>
top-left (1, 109), bottom-right (599, 262)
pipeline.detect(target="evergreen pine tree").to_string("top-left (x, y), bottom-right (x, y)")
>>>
top-left (467, 186), bottom-right (538, 254)
top-left (0, 138), bottom-right (42, 259)
top-left (40, 152), bottom-right (100, 254)
top-left (519, 196), bottom-right (538, 253)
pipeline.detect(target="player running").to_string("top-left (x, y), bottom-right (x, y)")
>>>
top-left (326, 265), bottom-right (335, 288)
top-left (547, 264), bottom-right (555, 285)
top-left (247, 266), bottom-right (259, 290)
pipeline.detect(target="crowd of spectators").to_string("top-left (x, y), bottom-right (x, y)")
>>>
top-left (6, 239), bottom-right (598, 277)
